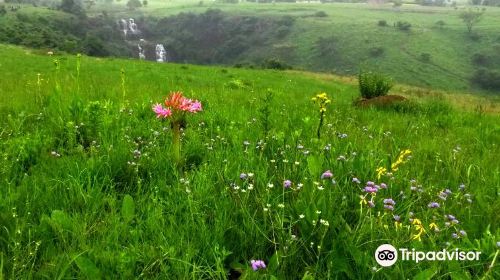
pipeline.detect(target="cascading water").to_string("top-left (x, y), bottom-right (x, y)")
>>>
top-left (128, 18), bottom-right (139, 35)
top-left (119, 19), bottom-right (128, 36)
top-left (118, 18), bottom-right (169, 63)
top-left (119, 18), bottom-right (140, 38)
top-left (138, 39), bottom-right (146, 60)
top-left (156, 44), bottom-right (167, 63)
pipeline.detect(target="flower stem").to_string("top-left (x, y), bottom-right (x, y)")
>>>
top-left (172, 121), bottom-right (182, 170)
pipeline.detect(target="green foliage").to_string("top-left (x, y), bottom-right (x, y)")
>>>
top-left (377, 19), bottom-right (387, 27)
top-left (369, 46), bottom-right (384, 57)
top-left (459, 8), bottom-right (484, 34)
top-left (358, 70), bottom-right (393, 99)
top-left (261, 58), bottom-right (291, 70)
top-left (472, 68), bottom-right (500, 90)
top-left (420, 52), bottom-right (431, 63)
top-left (396, 21), bottom-right (412, 31)
top-left (314, 11), bottom-right (328, 17)
top-left (59, 0), bottom-right (85, 17)
top-left (126, 0), bottom-right (142, 10)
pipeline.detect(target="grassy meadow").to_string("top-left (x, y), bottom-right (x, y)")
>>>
top-left (0, 43), bottom-right (499, 279)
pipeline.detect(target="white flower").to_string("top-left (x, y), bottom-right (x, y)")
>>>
top-left (267, 183), bottom-right (274, 188)
top-left (278, 203), bottom-right (285, 208)
top-left (299, 214), bottom-right (305, 219)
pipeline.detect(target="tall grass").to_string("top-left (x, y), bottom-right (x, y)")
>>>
top-left (0, 46), bottom-right (498, 279)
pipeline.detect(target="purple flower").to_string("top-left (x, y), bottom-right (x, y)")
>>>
top-left (352, 177), bottom-right (361, 184)
top-left (383, 198), bottom-right (395, 205)
top-left (321, 170), bottom-right (333, 179)
top-left (438, 192), bottom-right (448, 200)
top-left (384, 204), bottom-right (394, 211)
top-left (364, 186), bottom-right (378, 193)
top-left (240, 173), bottom-right (248, 180)
top-left (283, 180), bottom-right (292, 188)
top-left (444, 189), bottom-right (452, 195)
top-left (459, 230), bottom-right (467, 237)
top-left (366, 181), bottom-right (375, 187)
top-left (250, 259), bottom-right (266, 271)
top-left (367, 201), bottom-right (375, 208)
top-left (380, 183), bottom-right (387, 189)
top-left (446, 214), bottom-right (456, 221)
top-left (393, 215), bottom-right (401, 222)
top-left (452, 233), bottom-right (459, 239)
top-left (428, 202), bottom-right (440, 208)
top-left (459, 184), bottom-right (465, 191)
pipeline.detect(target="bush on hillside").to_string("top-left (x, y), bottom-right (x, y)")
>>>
top-left (378, 20), bottom-right (387, 27)
top-left (262, 58), bottom-right (291, 70)
top-left (314, 11), bottom-right (328, 17)
top-left (369, 47), bottom-right (385, 57)
top-left (420, 53), bottom-right (431, 62)
top-left (396, 21), bottom-right (412, 31)
top-left (472, 68), bottom-right (500, 90)
top-left (472, 53), bottom-right (490, 66)
top-left (358, 70), bottom-right (393, 99)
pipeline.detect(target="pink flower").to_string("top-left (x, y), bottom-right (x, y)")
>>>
top-left (321, 170), bottom-right (333, 179)
top-left (188, 100), bottom-right (202, 112)
top-left (152, 103), bottom-right (172, 118)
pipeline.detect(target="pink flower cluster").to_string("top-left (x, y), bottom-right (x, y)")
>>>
top-left (152, 91), bottom-right (202, 118)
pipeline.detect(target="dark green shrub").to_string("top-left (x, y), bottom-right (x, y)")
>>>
top-left (369, 47), bottom-right (384, 57)
top-left (472, 68), bottom-right (500, 90)
top-left (396, 21), bottom-right (412, 31)
top-left (420, 53), bottom-right (431, 62)
top-left (378, 20), bottom-right (387, 27)
top-left (358, 70), bottom-right (393, 99)
top-left (314, 11), bottom-right (328, 17)
top-left (435, 20), bottom-right (446, 28)
top-left (262, 58), bottom-right (291, 70)
top-left (472, 53), bottom-right (490, 66)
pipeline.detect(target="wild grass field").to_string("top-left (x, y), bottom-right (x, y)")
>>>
top-left (0, 43), bottom-right (499, 279)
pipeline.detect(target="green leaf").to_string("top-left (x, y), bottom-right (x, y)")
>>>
top-left (75, 256), bottom-right (101, 279)
top-left (50, 210), bottom-right (73, 231)
top-left (307, 155), bottom-right (322, 177)
top-left (301, 271), bottom-right (315, 280)
top-left (412, 268), bottom-right (437, 280)
top-left (121, 195), bottom-right (135, 223)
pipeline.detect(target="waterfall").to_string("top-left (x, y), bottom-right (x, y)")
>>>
top-left (156, 44), bottom-right (167, 63)
top-left (129, 18), bottom-right (139, 35)
top-left (119, 18), bottom-right (140, 38)
top-left (138, 39), bottom-right (146, 60)
top-left (119, 19), bottom-right (128, 36)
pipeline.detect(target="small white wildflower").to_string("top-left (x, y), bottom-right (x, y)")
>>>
top-left (278, 203), bottom-right (285, 208)
top-left (299, 214), bottom-right (305, 219)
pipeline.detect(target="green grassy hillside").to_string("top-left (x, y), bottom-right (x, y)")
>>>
top-left (103, 1), bottom-right (500, 92)
top-left (2, 2), bottom-right (500, 93)
top-left (0, 44), bottom-right (499, 279)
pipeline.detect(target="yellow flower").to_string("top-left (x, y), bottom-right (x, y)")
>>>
top-left (411, 218), bottom-right (426, 241)
top-left (376, 167), bottom-right (387, 180)
top-left (429, 222), bottom-right (439, 231)
top-left (395, 221), bottom-right (402, 231)
top-left (359, 195), bottom-right (368, 205)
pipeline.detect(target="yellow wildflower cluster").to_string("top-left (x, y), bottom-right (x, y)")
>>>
top-left (376, 149), bottom-right (412, 179)
top-left (411, 218), bottom-right (426, 241)
top-left (311, 92), bottom-right (331, 113)
top-left (391, 149), bottom-right (412, 171)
